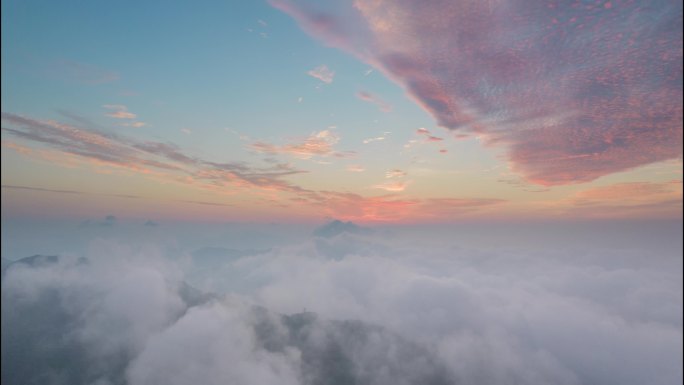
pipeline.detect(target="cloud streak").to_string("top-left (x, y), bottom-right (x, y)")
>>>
top-left (1, 112), bottom-right (310, 196)
top-left (356, 90), bottom-right (392, 112)
top-left (249, 130), bottom-right (354, 159)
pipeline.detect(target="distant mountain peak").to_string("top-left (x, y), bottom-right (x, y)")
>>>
top-left (313, 219), bottom-right (370, 238)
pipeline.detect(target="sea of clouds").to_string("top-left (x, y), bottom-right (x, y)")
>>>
top-left (1, 220), bottom-right (682, 385)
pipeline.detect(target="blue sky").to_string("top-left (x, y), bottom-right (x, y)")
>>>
top-left (1, 0), bottom-right (681, 223)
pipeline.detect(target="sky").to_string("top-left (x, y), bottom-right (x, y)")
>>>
top-left (1, 0), bottom-right (681, 224)
top-left (1, 2), bottom-right (683, 384)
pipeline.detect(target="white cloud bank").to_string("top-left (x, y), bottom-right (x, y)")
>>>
top-left (2, 222), bottom-right (682, 385)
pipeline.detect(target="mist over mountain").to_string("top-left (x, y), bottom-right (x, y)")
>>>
top-left (1, 222), bottom-right (681, 385)
top-left (2, 253), bottom-right (453, 385)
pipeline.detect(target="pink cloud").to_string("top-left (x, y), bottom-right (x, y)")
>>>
top-left (357, 91), bottom-right (392, 112)
top-left (273, 0), bottom-right (683, 186)
top-left (415, 127), bottom-right (444, 144)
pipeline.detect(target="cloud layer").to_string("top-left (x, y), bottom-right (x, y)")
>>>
top-left (2, 223), bottom-right (681, 385)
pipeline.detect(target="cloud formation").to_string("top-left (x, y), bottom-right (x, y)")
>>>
top-left (272, 0), bottom-right (683, 185)
top-left (103, 104), bottom-right (137, 119)
top-left (2, 224), bottom-right (681, 385)
top-left (2, 112), bottom-right (509, 222)
top-left (373, 180), bottom-right (409, 192)
top-left (416, 127), bottom-right (444, 142)
top-left (1, 112), bottom-right (309, 195)
top-left (356, 91), bottom-right (392, 112)
top-left (249, 130), bottom-right (353, 159)
top-left (307, 65), bottom-right (335, 84)
top-left (385, 169), bottom-right (406, 179)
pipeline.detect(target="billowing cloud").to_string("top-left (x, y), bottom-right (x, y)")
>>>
top-left (272, 0), bottom-right (683, 185)
top-left (307, 65), bottom-right (335, 83)
top-left (2, 223), bottom-right (681, 385)
top-left (103, 104), bottom-right (137, 119)
top-left (357, 90), bottom-right (392, 112)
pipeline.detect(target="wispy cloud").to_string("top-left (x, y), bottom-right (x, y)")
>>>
top-left (385, 169), bottom-right (406, 179)
top-left (557, 181), bottom-right (683, 219)
top-left (419, 198), bottom-right (506, 218)
top-left (1, 184), bottom-right (141, 199)
top-left (347, 164), bottom-right (365, 172)
top-left (1, 112), bottom-right (311, 196)
top-left (373, 180), bottom-right (409, 192)
top-left (120, 122), bottom-right (146, 128)
top-left (180, 200), bottom-right (234, 207)
top-left (273, 0), bottom-right (683, 186)
top-left (103, 104), bottom-right (136, 119)
top-left (362, 136), bottom-right (385, 144)
top-left (307, 65), bottom-right (335, 84)
top-left (357, 91), bottom-right (392, 112)
top-left (249, 130), bottom-right (354, 159)
top-left (573, 181), bottom-right (682, 206)
top-left (416, 127), bottom-right (443, 142)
